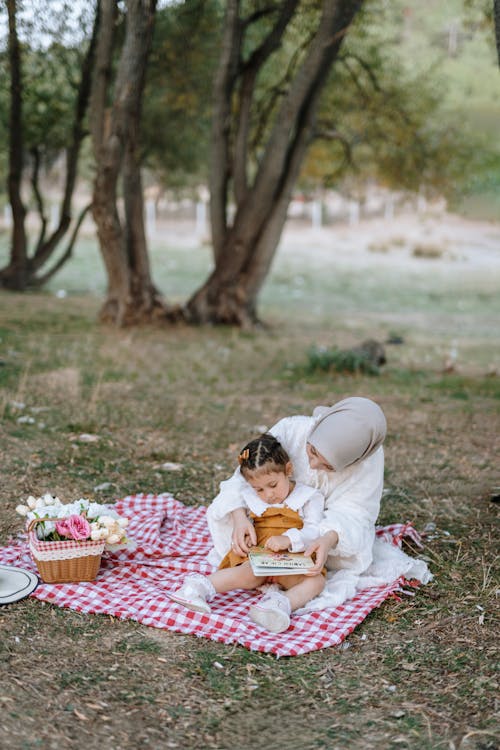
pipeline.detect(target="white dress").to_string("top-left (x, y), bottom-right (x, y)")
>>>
top-left (207, 415), bottom-right (432, 609)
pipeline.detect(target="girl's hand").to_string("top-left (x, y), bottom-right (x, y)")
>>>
top-left (231, 508), bottom-right (256, 556)
top-left (264, 535), bottom-right (290, 552)
top-left (303, 531), bottom-right (339, 575)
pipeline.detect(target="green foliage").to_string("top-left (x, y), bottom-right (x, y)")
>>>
top-left (298, 0), bottom-right (500, 204)
top-left (238, 3), bottom-right (323, 182)
top-left (0, 0), bottom-right (497, 209)
top-left (142, 0), bottom-right (222, 188)
top-left (22, 45), bottom-right (82, 156)
top-left (0, 3), bottom-right (96, 192)
top-left (305, 345), bottom-right (381, 376)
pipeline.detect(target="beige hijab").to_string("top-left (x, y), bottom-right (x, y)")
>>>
top-left (308, 397), bottom-right (386, 471)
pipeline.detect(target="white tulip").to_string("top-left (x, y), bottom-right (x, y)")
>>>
top-left (37, 520), bottom-right (55, 538)
top-left (15, 504), bottom-right (29, 516)
top-left (107, 533), bottom-right (121, 544)
top-left (26, 496), bottom-right (37, 510)
top-left (99, 516), bottom-right (116, 527)
top-left (90, 528), bottom-right (102, 541)
top-left (117, 517), bottom-right (129, 528)
top-left (87, 503), bottom-right (106, 519)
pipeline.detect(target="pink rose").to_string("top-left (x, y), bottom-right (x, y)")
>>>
top-left (55, 514), bottom-right (91, 541)
top-left (55, 518), bottom-right (71, 537)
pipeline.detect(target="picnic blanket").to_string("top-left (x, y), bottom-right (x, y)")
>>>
top-left (0, 493), bottom-right (429, 657)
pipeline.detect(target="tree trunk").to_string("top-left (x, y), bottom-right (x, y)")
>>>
top-left (91, 0), bottom-right (166, 325)
top-left (1, 0), bottom-right (28, 290)
top-left (187, 0), bottom-right (364, 326)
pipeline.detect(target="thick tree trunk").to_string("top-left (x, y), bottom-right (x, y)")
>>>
top-left (208, 0), bottom-right (241, 261)
top-left (121, 120), bottom-right (165, 320)
top-left (1, 0), bottom-right (28, 290)
top-left (187, 0), bottom-right (364, 325)
top-left (91, 0), bottom-right (165, 325)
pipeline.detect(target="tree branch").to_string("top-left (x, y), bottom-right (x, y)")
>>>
top-left (314, 124), bottom-right (357, 180)
top-left (242, 6), bottom-right (279, 30)
top-left (233, 0), bottom-right (300, 203)
top-left (30, 203), bottom-right (92, 287)
top-left (340, 51), bottom-right (383, 92)
top-left (233, 0), bottom-right (364, 251)
top-left (250, 39), bottom-right (308, 157)
top-left (30, 147), bottom-right (48, 254)
top-left (340, 54), bottom-right (427, 154)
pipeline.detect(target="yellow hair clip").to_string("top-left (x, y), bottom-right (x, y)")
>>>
top-left (238, 448), bottom-right (250, 464)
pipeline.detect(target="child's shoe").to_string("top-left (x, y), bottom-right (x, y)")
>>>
top-left (167, 573), bottom-right (215, 614)
top-left (248, 590), bottom-right (291, 633)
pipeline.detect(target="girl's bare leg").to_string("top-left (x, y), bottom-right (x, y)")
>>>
top-left (209, 561), bottom-right (263, 594)
top-left (276, 573), bottom-right (325, 611)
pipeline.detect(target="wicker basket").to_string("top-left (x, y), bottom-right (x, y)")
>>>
top-left (28, 518), bottom-right (105, 583)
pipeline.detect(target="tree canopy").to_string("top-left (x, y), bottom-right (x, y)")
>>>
top-left (0, 0), bottom-right (498, 323)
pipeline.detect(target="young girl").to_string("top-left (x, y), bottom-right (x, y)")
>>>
top-left (168, 433), bottom-right (325, 633)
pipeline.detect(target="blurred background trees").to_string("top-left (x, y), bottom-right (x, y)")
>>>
top-left (0, 0), bottom-right (498, 324)
top-left (0, 0), bottom-right (98, 289)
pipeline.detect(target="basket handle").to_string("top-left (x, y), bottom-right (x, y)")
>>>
top-left (27, 516), bottom-right (67, 533)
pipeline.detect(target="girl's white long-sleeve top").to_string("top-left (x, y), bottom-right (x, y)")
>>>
top-left (206, 415), bottom-right (385, 575)
top-left (240, 481), bottom-right (324, 553)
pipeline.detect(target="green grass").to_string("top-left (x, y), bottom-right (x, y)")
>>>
top-left (304, 344), bottom-right (382, 375)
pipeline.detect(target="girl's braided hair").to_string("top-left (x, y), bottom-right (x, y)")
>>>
top-left (238, 433), bottom-right (290, 478)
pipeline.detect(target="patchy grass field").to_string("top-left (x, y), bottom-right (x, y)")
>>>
top-left (0, 215), bottom-right (499, 750)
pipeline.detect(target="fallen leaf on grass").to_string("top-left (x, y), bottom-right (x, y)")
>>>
top-left (73, 709), bottom-right (88, 721)
top-left (158, 462), bottom-right (184, 471)
top-left (401, 662), bottom-right (418, 671)
top-left (76, 433), bottom-right (100, 443)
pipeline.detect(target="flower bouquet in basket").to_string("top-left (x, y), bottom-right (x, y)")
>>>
top-left (16, 494), bottom-right (132, 584)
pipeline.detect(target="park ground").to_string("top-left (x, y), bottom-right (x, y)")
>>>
top-left (0, 208), bottom-right (498, 749)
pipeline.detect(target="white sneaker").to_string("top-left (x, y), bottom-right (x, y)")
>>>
top-left (167, 574), bottom-right (214, 614)
top-left (249, 591), bottom-right (291, 633)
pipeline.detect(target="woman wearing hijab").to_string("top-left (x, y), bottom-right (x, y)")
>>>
top-left (206, 397), bottom-right (396, 612)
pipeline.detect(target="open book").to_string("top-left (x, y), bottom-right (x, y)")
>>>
top-left (248, 546), bottom-right (315, 576)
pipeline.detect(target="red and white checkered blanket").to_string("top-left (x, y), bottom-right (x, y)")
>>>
top-left (0, 494), bottom-right (422, 657)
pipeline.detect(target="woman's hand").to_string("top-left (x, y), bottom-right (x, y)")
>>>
top-left (264, 535), bottom-right (290, 552)
top-left (231, 508), bottom-right (257, 556)
top-left (303, 530), bottom-right (339, 575)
